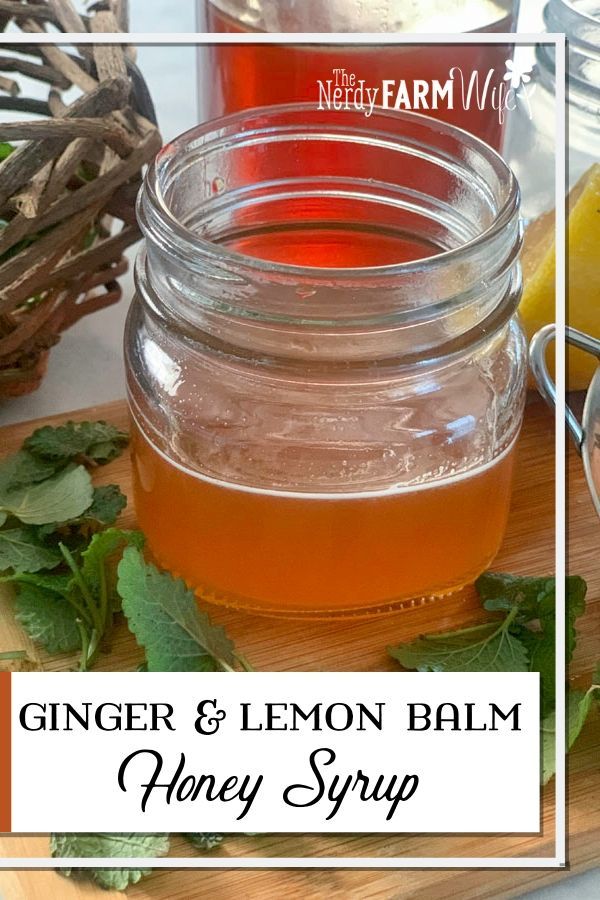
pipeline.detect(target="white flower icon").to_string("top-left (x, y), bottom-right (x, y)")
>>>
top-left (504, 58), bottom-right (532, 90)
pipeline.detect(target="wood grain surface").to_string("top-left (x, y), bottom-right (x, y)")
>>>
top-left (0, 396), bottom-right (598, 899)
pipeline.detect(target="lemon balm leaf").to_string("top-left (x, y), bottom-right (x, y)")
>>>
top-left (532, 578), bottom-right (582, 655)
top-left (477, 573), bottom-right (586, 645)
top-left (24, 420), bottom-right (128, 463)
top-left (0, 465), bottom-right (93, 525)
top-left (2, 572), bottom-right (72, 594)
top-left (476, 572), bottom-right (555, 621)
top-left (183, 833), bottom-right (225, 850)
top-left (479, 574), bottom-right (588, 717)
top-left (519, 629), bottom-right (556, 718)
top-left (0, 449), bottom-right (63, 493)
top-left (84, 484), bottom-right (127, 526)
top-left (50, 833), bottom-right (169, 891)
top-left (0, 418), bottom-right (135, 671)
top-left (388, 611), bottom-right (529, 673)
top-left (81, 528), bottom-right (144, 585)
top-left (35, 485), bottom-right (128, 538)
top-left (8, 530), bottom-right (143, 671)
top-left (14, 583), bottom-right (81, 654)
top-left (117, 547), bottom-right (237, 672)
top-left (0, 528), bottom-right (62, 573)
top-left (541, 685), bottom-right (600, 784)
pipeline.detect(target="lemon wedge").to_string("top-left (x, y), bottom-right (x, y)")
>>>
top-left (520, 163), bottom-right (600, 390)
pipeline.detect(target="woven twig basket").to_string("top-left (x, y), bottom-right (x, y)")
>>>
top-left (0, 0), bottom-right (161, 397)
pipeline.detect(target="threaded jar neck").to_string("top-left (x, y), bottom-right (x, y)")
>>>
top-left (136, 104), bottom-right (521, 365)
top-left (537, 0), bottom-right (600, 110)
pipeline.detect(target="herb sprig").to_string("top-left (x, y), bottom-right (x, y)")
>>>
top-left (0, 421), bottom-right (131, 670)
top-left (389, 572), bottom-right (598, 783)
top-left (0, 417), bottom-right (253, 891)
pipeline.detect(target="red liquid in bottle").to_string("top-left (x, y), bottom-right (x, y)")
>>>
top-left (202, 1), bottom-right (517, 149)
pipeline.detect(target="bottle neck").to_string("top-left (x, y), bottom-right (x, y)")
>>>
top-left (537, 0), bottom-right (600, 111)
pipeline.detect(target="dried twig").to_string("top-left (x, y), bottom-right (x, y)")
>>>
top-left (0, 0), bottom-right (161, 398)
top-left (0, 72), bottom-right (17, 94)
top-left (46, 0), bottom-right (87, 33)
top-left (0, 76), bottom-right (130, 206)
top-left (0, 54), bottom-right (71, 88)
top-left (0, 2), bottom-right (57, 22)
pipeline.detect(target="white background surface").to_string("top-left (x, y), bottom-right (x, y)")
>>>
top-left (0, 1), bottom-right (598, 895)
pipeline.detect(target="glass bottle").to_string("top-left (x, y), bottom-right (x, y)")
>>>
top-left (504, 0), bottom-right (600, 220)
top-left (197, 0), bottom-right (520, 150)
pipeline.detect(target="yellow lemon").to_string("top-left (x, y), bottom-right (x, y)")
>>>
top-left (519, 163), bottom-right (600, 390)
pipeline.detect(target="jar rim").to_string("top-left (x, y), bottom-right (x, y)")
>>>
top-left (554, 0), bottom-right (600, 28)
top-left (540, 0), bottom-right (600, 103)
top-left (206, 0), bottom-right (516, 34)
top-left (140, 103), bottom-right (519, 283)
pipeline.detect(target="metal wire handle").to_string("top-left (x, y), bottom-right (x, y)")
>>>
top-left (529, 324), bottom-right (600, 451)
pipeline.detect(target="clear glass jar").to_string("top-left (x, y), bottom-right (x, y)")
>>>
top-left (197, 0), bottom-right (519, 150)
top-left (126, 104), bottom-right (526, 619)
top-left (504, 0), bottom-right (600, 220)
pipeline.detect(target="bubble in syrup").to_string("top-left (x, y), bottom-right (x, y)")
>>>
top-left (296, 287), bottom-right (316, 300)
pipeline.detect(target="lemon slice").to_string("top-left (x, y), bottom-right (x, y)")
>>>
top-left (520, 163), bottom-right (600, 390)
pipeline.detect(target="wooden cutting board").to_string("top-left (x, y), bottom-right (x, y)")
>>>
top-left (0, 396), bottom-right (599, 900)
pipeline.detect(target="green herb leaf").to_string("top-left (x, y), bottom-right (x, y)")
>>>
top-left (477, 573), bottom-right (586, 642)
top-left (14, 583), bottom-right (81, 654)
top-left (519, 628), bottom-right (555, 718)
top-left (0, 527), bottom-right (62, 573)
top-left (25, 421), bottom-right (128, 464)
top-left (6, 531), bottom-right (142, 669)
top-left (84, 484), bottom-right (127, 526)
top-left (0, 465), bottom-right (93, 526)
top-left (80, 528), bottom-right (144, 598)
top-left (118, 547), bottom-right (237, 672)
top-left (388, 612), bottom-right (528, 673)
top-left (541, 685), bottom-right (600, 784)
top-left (534, 577), bottom-right (587, 715)
top-left (34, 485), bottom-right (128, 542)
top-left (58, 529), bottom-right (143, 670)
top-left (0, 449), bottom-right (62, 493)
top-left (2, 572), bottom-right (72, 594)
top-left (183, 833), bottom-right (224, 850)
top-left (0, 418), bottom-right (135, 672)
top-left (50, 833), bottom-right (169, 891)
top-left (476, 573), bottom-right (588, 717)
top-left (477, 572), bottom-right (555, 622)
top-left (560, 577), bottom-right (586, 661)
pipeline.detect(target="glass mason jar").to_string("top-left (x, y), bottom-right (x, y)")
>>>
top-left (125, 104), bottom-right (526, 619)
top-left (504, 0), bottom-right (600, 220)
top-left (197, 0), bottom-right (520, 150)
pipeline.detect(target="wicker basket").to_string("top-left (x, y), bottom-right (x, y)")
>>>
top-left (0, 0), bottom-right (162, 397)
